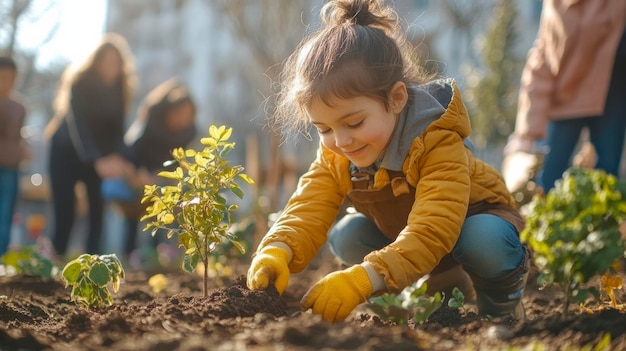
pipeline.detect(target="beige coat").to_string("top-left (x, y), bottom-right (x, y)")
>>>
top-left (514, 0), bottom-right (626, 140)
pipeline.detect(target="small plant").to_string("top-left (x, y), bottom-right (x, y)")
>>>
top-left (521, 168), bottom-right (626, 318)
top-left (1, 246), bottom-right (58, 280)
top-left (141, 125), bottom-right (254, 296)
top-left (447, 287), bottom-right (468, 315)
top-left (61, 253), bottom-right (125, 309)
top-left (365, 275), bottom-right (444, 326)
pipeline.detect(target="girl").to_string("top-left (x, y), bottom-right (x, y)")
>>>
top-left (45, 33), bottom-right (137, 256)
top-left (247, 0), bottom-right (529, 323)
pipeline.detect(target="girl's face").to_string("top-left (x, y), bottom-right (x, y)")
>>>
top-left (165, 101), bottom-right (195, 132)
top-left (307, 82), bottom-right (408, 168)
top-left (95, 48), bottom-right (122, 86)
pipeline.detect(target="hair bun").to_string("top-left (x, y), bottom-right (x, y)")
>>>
top-left (343, 0), bottom-right (373, 25)
top-left (322, 0), bottom-right (395, 31)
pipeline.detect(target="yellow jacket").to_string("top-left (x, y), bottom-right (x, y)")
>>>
top-left (258, 79), bottom-right (518, 292)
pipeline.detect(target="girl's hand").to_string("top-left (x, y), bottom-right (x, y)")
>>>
top-left (246, 246), bottom-right (291, 295)
top-left (300, 265), bottom-right (372, 322)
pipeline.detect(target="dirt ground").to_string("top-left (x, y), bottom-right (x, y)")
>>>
top-left (1, 245), bottom-right (626, 351)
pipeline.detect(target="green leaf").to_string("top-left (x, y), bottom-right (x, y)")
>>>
top-left (62, 261), bottom-right (83, 284)
top-left (219, 144), bottom-right (233, 158)
top-left (183, 254), bottom-right (199, 273)
top-left (89, 262), bottom-right (111, 287)
top-left (230, 186), bottom-right (244, 199)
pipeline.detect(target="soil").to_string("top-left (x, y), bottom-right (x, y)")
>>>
top-left (1, 246), bottom-right (626, 351)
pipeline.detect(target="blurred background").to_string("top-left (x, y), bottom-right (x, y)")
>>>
top-left (1, 0), bottom-right (543, 258)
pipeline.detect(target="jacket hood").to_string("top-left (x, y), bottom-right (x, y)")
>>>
top-left (380, 79), bottom-right (473, 171)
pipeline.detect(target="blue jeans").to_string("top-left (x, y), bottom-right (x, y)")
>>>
top-left (328, 213), bottom-right (524, 279)
top-left (539, 29), bottom-right (626, 191)
top-left (0, 167), bottom-right (19, 256)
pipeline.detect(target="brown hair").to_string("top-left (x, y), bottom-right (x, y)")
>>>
top-left (124, 78), bottom-right (197, 145)
top-left (272, 0), bottom-right (434, 138)
top-left (136, 78), bottom-right (196, 125)
top-left (44, 32), bottom-right (137, 138)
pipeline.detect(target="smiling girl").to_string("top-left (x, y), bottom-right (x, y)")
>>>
top-left (247, 0), bottom-right (530, 323)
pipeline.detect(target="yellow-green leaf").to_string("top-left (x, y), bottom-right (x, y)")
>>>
top-left (158, 167), bottom-right (183, 180)
top-left (238, 173), bottom-right (254, 184)
top-left (62, 261), bottom-right (83, 284)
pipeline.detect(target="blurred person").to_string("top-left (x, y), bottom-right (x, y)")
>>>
top-left (44, 33), bottom-right (137, 257)
top-left (246, 0), bottom-right (529, 323)
top-left (102, 78), bottom-right (197, 258)
top-left (504, 0), bottom-right (626, 192)
top-left (0, 56), bottom-right (29, 256)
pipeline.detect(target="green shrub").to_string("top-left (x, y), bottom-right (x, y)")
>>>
top-left (521, 168), bottom-right (626, 317)
top-left (1, 246), bottom-right (58, 280)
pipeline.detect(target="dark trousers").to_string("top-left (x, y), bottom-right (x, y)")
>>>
top-left (48, 130), bottom-right (104, 256)
top-left (0, 167), bottom-right (18, 256)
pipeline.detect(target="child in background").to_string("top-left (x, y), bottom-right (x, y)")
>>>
top-left (0, 56), bottom-right (29, 256)
top-left (115, 78), bottom-right (197, 258)
top-left (247, 0), bottom-right (530, 323)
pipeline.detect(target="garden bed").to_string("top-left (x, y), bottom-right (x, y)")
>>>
top-left (1, 247), bottom-right (625, 351)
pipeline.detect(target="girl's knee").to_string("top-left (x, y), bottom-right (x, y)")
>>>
top-left (328, 213), bottom-right (389, 265)
top-left (453, 215), bottom-right (523, 277)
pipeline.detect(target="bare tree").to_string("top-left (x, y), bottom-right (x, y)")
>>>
top-left (438, 0), bottom-right (493, 67)
top-left (0, 0), bottom-right (62, 97)
top-left (206, 0), bottom-right (317, 242)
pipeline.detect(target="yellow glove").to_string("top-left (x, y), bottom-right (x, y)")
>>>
top-left (246, 246), bottom-right (291, 295)
top-left (300, 265), bottom-right (372, 323)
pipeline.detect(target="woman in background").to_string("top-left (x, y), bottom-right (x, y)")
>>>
top-left (45, 33), bottom-right (137, 257)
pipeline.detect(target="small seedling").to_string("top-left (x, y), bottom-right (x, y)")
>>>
top-left (141, 125), bottom-right (254, 296)
top-left (61, 253), bottom-right (125, 309)
top-left (447, 287), bottom-right (468, 315)
top-left (1, 246), bottom-right (58, 280)
top-left (522, 168), bottom-right (626, 318)
top-left (366, 275), bottom-right (444, 326)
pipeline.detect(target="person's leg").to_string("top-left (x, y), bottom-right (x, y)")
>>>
top-left (539, 119), bottom-right (586, 192)
top-left (48, 140), bottom-right (79, 256)
top-left (0, 167), bottom-right (19, 255)
top-left (589, 40), bottom-right (626, 176)
top-left (83, 165), bottom-right (104, 254)
top-left (124, 216), bottom-right (139, 257)
top-left (327, 213), bottom-right (391, 265)
top-left (453, 214), bottom-right (529, 319)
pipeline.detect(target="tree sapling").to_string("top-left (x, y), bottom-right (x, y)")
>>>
top-left (141, 125), bottom-right (254, 296)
